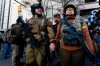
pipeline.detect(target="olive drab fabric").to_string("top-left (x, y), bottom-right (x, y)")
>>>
top-left (47, 26), bottom-right (55, 43)
top-left (28, 17), bottom-right (48, 42)
top-left (10, 24), bottom-right (24, 44)
top-left (3, 29), bottom-right (12, 43)
top-left (26, 16), bottom-right (53, 65)
top-left (2, 24), bottom-right (24, 44)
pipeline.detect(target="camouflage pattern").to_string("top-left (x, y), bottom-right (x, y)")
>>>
top-left (26, 16), bottom-right (55, 65)
top-left (11, 23), bottom-right (25, 66)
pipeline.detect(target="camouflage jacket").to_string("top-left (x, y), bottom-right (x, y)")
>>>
top-left (28, 16), bottom-right (55, 45)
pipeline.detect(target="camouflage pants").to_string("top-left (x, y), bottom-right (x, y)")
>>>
top-left (12, 44), bottom-right (24, 66)
top-left (26, 44), bottom-right (46, 66)
top-left (61, 48), bottom-right (85, 66)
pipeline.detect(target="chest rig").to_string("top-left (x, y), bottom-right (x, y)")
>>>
top-left (28, 17), bottom-right (48, 40)
top-left (61, 16), bottom-right (82, 46)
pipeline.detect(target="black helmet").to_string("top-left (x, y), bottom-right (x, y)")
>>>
top-left (53, 13), bottom-right (60, 17)
top-left (31, 3), bottom-right (43, 15)
top-left (63, 4), bottom-right (77, 17)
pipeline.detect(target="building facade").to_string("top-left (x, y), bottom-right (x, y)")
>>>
top-left (0, 0), bottom-right (99, 30)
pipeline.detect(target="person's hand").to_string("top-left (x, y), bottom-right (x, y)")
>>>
top-left (49, 43), bottom-right (56, 51)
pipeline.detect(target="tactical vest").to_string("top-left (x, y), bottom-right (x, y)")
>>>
top-left (61, 16), bottom-right (82, 46)
top-left (28, 17), bottom-right (48, 41)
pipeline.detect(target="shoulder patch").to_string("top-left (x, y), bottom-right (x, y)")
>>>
top-left (82, 26), bottom-right (87, 29)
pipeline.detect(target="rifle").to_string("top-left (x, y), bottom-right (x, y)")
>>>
top-left (17, 16), bottom-right (39, 48)
top-left (63, 18), bottom-right (96, 63)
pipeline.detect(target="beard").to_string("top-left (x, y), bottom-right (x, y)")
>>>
top-left (65, 14), bottom-right (76, 19)
top-left (66, 15), bottom-right (75, 19)
top-left (55, 20), bottom-right (59, 22)
top-left (35, 13), bottom-right (42, 18)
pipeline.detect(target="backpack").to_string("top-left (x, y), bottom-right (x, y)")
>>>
top-left (3, 24), bottom-right (24, 44)
top-left (10, 24), bottom-right (24, 44)
top-left (3, 29), bottom-right (13, 43)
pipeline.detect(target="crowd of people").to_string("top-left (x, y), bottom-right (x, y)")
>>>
top-left (0, 2), bottom-right (100, 66)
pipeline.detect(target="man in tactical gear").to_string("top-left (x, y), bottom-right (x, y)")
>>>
top-left (11, 20), bottom-right (26, 66)
top-left (50, 13), bottom-right (61, 66)
top-left (92, 10), bottom-right (100, 66)
top-left (50, 4), bottom-right (95, 66)
top-left (26, 2), bottom-right (55, 66)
